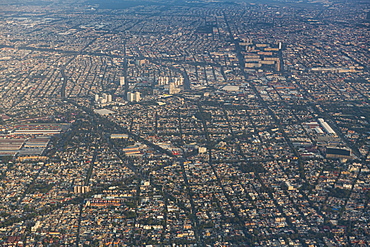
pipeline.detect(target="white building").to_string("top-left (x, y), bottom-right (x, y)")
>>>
top-left (127, 92), bottom-right (140, 102)
top-left (120, 76), bottom-right (125, 86)
top-left (134, 92), bottom-right (141, 102)
top-left (127, 92), bottom-right (135, 102)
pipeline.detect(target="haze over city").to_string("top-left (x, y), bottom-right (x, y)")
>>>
top-left (0, 0), bottom-right (369, 246)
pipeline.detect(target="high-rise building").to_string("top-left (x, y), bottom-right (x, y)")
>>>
top-left (158, 76), bottom-right (169, 85)
top-left (134, 91), bottom-right (141, 102)
top-left (120, 77), bottom-right (125, 86)
top-left (107, 94), bottom-right (112, 102)
top-left (95, 93), bottom-right (112, 104)
top-left (74, 185), bottom-right (91, 194)
top-left (127, 92), bottom-right (141, 102)
top-left (174, 77), bottom-right (184, 86)
top-left (127, 92), bottom-right (135, 102)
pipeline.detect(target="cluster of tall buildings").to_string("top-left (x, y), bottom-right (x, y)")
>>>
top-left (126, 91), bottom-right (141, 102)
top-left (95, 91), bottom-right (141, 105)
top-left (95, 93), bottom-right (112, 104)
top-left (241, 40), bottom-right (283, 72)
top-left (73, 185), bottom-right (91, 194)
top-left (157, 76), bottom-right (184, 86)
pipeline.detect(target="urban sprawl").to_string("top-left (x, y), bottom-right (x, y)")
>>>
top-left (0, 0), bottom-right (370, 246)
